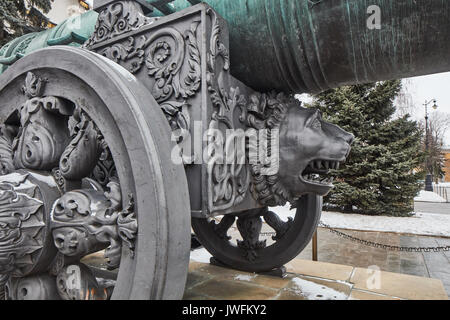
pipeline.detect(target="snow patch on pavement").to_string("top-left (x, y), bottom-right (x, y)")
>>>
top-left (321, 211), bottom-right (450, 237)
top-left (270, 205), bottom-right (297, 222)
top-left (290, 277), bottom-right (349, 300)
top-left (271, 204), bottom-right (450, 237)
top-left (190, 248), bottom-right (212, 263)
top-left (414, 190), bottom-right (447, 203)
top-left (234, 274), bottom-right (256, 282)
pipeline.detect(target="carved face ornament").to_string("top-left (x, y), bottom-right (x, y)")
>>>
top-left (50, 189), bottom-right (116, 258)
top-left (278, 106), bottom-right (354, 197)
top-left (13, 98), bottom-right (70, 170)
top-left (245, 93), bottom-right (354, 205)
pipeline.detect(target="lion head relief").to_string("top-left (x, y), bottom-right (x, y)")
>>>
top-left (243, 92), bottom-right (354, 206)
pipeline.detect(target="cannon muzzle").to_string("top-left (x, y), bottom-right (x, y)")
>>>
top-left (169, 0), bottom-right (450, 93)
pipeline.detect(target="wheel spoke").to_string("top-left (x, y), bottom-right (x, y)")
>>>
top-left (192, 195), bottom-right (322, 272)
top-left (236, 215), bottom-right (267, 261)
top-left (211, 215), bottom-right (235, 241)
top-left (263, 210), bottom-right (293, 241)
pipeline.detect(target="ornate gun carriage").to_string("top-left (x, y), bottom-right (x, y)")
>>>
top-left (0, 0), bottom-right (448, 299)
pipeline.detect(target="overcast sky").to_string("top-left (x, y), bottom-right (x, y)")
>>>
top-left (298, 72), bottom-right (450, 146)
top-left (406, 72), bottom-right (450, 146)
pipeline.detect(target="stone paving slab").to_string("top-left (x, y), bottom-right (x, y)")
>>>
top-left (349, 289), bottom-right (401, 300)
top-left (285, 259), bottom-right (354, 282)
top-left (350, 267), bottom-right (448, 300)
top-left (184, 259), bottom-right (448, 300)
top-left (83, 226), bottom-right (450, 299)
top-left (414, 202), bottom-right (450, 215)
top-left (292, 228), bottom-right (450, 296)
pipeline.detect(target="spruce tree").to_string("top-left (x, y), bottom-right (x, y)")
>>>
top-left (0, 0), bottom-right (53, 47)
top-left (308, 80), bottom-right (425, 216)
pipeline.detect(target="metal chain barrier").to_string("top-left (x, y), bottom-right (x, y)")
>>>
top-left (318, 222), bottom-right (450, 253)
top-left (220, 218), bottom-right (450, 253)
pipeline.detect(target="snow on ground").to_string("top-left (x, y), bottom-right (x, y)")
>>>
top-left (271, 204), bottom-right (450, 237)
top-left (435, 182), bottom-right (450, 187)
top-left (234, 274), bottom-right (256, 282)
top-left (190, 198), bottom-right (449, 264)
top-left (190, 248), bottom-right (212, 263)
top-left (271, 205), bottom-right (300, 222)
top-left (320, 211), bottom-right (450, 237)
top-left (290, 277), bottom-right (349, 300)
top-left (414, 190), bottom-right (447, 203)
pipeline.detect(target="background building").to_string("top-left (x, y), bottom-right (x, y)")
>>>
top-left (443, 145), bottom-right (450, 182)
top-left (46, 0), bottom-right (92, 24)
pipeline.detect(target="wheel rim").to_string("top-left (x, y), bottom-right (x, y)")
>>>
top-left (192, 194), bottom-right (322, 272)
top-left (0, 46), bottom-right (191, 300)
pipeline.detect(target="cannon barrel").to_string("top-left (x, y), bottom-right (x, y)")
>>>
top-left (0, 11), bottom-right (98, 74)
top-left (1, 0), bottom-right (450, 94)
top-left (167, 0), bottom-right (450, 93)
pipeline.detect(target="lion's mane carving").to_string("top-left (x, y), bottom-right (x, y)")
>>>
top-left (242, 92), bottom-right (354, 207)
top-left (241, 92), bottom-right (292, 207)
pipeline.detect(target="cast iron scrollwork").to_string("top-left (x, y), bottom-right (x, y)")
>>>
top-left (83, 1), bottom-right (154, 48)
top-left (87, 0), bottom-right (203, 102)
top-left (0, 72), bottom-right (137, 300)
top-left (97, 21), bottom-right (202, 103)
top-left (99, 35), bottom-right (147, 74)
top-left (206, 9), bottom-right (250, 213)
top-left (92, 17), bottom-right (202, 141)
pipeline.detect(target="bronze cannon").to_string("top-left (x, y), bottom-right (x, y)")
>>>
top-left (0, 0), bottom-right (448, 300)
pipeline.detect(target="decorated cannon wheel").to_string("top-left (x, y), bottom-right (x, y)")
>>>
top-left (0, 46), bottom-right (191, 300)
top-left (192, 195), bottom-right (322, 273)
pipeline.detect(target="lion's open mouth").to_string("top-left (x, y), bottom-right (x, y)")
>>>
top-left (299, 159), bottom-right (341, 186)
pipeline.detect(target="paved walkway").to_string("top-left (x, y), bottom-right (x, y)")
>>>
top-left (82, 214), bottom-right (450, 299)
top-left (210, 218), bottom-right (450, 298)
top-left (185, 259), bottom-right (448, 300)
top-left (288, 227), bottom-right (450, 296)
top-left (414, 201), bottom-right (450, 214)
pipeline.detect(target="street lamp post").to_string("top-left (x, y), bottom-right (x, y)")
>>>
top-left (424, 99), bottom-right (438, 192)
